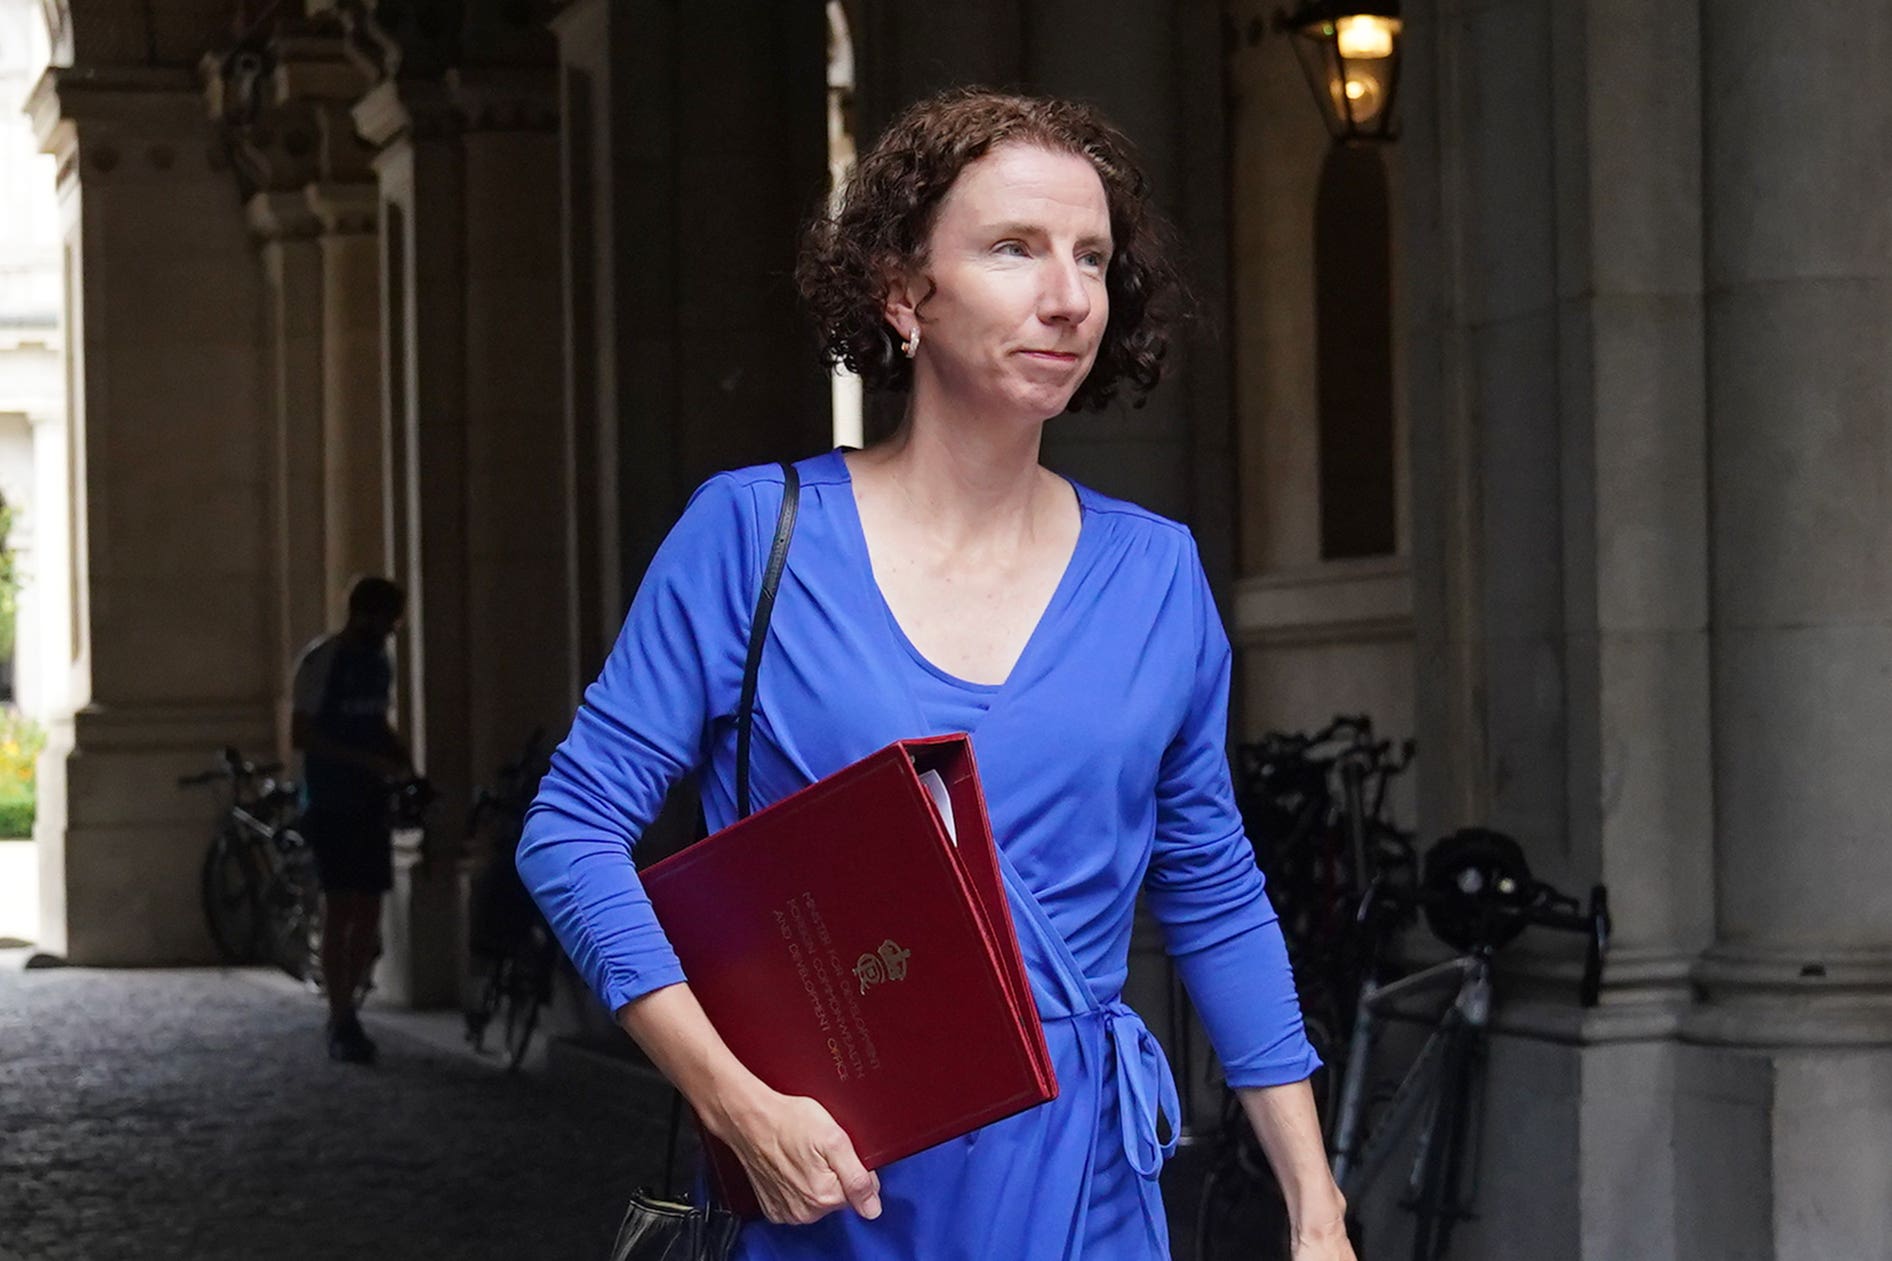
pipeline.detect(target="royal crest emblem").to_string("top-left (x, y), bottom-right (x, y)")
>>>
top-left (854, 939), bottom-right (912, 994)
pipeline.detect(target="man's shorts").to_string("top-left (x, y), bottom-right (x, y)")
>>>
top-left (300, 808), bottom-right (394, 895)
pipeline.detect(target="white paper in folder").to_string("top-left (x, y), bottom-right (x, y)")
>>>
top-left (917, 769), bottom-right (958, 846)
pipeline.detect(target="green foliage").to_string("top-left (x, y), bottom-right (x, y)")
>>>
top-left (0, 793), bottom-right (31, 839)
top-left (0, 500), bottom-right (15, 663)
top-left (0, 711), bottom-right (42, 840)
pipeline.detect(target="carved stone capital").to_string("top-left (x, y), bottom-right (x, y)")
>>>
top-left (203, 22), bottom-right (382, 198)
top-left (270, 32), bottom-right (372, 105)
top-left (28, 65), bottom-right (221, 188)
top-left (353, 78), bottom-right (460, 152)
top-left (447, 66), bottom-right (558, 134)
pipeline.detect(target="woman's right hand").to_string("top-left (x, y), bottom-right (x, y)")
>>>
top-left (615, 985), bottom-right (880, 1226)
top-left (716, 1087), bottom-right (882, 1225)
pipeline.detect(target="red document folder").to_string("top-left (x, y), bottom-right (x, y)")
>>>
top-left (639, 734), bottom-right (1058, 1216)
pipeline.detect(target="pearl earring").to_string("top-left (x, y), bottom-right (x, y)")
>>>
top-left (900, 325), bottom-right (921, 358)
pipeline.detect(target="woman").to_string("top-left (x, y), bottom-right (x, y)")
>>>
top-left (518, 88), bottom-right (1354, 1260)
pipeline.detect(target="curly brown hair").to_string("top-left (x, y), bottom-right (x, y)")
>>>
top-left (796, 87), bottom-right (1185, 412)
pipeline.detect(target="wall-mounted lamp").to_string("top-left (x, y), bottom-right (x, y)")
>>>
top-left (1277, 1), bottom-right (1403, 144)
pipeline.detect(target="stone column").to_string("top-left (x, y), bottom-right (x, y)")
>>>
top-left (1402, 0), bottom-right (1715, 1007)
top-left (1693, 0), bottom-right (1892, 1048)
top-left (27, 66), bottom-right (274, 964)
top-left (307, 182), bottom-right (384, 623)
top-left (448, 62), bottom-right (573, 799)
top-left (355, 78), bottom-right (470, 1007)
top-left (1397, 1), bottom-right (1715, 1255)
top-left (550, 0), bottom-right (621, 691)
top-left (1677, 6), bottom-right (1892, 1254)
top-left (247, 194), bottom-right (329, 756)
top-left (553, 0), bottom-right (828, 686)
top-left (215, 25), bottom-right (380, 746)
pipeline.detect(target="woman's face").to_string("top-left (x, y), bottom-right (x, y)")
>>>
top-left (888, 143), bottom-right (1113, 424)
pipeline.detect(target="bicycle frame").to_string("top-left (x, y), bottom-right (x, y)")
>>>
top-left (1328, 950), bottom-right (1491, 1195)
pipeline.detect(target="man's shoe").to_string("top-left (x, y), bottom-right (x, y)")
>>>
top-left (327, 1016), bottom-right (378, 1064)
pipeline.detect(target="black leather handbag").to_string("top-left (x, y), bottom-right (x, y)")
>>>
top-left (607, 460), bottom-right (801, 1261)
top-left (608, 1187), bottom-right (741, 1261)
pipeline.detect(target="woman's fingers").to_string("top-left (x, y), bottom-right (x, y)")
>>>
top-left (735, 1092), bottom-right (880, 1225)
top-left (822, 1131), bottom-right (882, 1219)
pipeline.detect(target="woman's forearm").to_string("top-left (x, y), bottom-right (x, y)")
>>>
top-left (615, 982), bottom-right (771, 1141)
top-left (1237, 1079), bottom-right (1347, 1233)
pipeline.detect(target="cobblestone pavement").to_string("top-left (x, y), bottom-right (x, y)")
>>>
top-left (0, 965), bottom-right (676, 1261)
top-left (1, 963), bottom-right (1240, 1261)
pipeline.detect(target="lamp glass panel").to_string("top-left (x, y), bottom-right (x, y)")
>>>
top-left (1335, 14), bottom-right (1399, 59)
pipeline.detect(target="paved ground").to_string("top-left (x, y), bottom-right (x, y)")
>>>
top-left (0, 960), bottom-right (1248, 1260)
top-left (0, 965), bottom-right (678, 1261)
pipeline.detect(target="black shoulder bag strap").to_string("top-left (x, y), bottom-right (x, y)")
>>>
top-left (736, 460), bottom-right (800, 820)
top-left (661, 459), bottom-right (801, 1198)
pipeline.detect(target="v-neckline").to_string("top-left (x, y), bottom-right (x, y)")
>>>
top-left (828, 448), bottom-right (1096, 706)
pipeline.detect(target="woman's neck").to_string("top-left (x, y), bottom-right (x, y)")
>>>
top-left (857, 407), bottom-right (1057, 548)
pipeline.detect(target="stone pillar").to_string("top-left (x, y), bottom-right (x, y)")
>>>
top-left (1402, 0), bottom-right (1714, 1005)
top-left (247, 194), bottom-right (329, 757)
top-left (1397, 0), bottom-right (1715, 1255)
top-left (1692, 0), bottom-right (1892, 1048)
top-left (449, 62), bottom-right (573, 797)
top-left (1676, 5), bottom-right (1892, 1253)
top-left (553, 0), bottom-right (828, 686)
top-left (354, 77), bottom-right (470, 1007)
top-left (307, 182), bottom-right (384, 623)
top-left (213, 26), bottom-right (381, 751)
top-left (552, 0), bottom-right (616, 689)
top-left (27, 66), bottom-right (273, 964)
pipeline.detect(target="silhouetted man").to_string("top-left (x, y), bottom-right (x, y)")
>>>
top-left (291, 576), bottom-right (412, 1063)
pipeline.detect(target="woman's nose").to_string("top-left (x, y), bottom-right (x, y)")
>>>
top-left (1038, 258), bottom-right (1092, 324)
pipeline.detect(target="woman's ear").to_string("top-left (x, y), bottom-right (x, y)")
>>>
top-left (881, 269), bottom-right (919, 344)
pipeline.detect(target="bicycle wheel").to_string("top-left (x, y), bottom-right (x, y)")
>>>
top-left (498, 926), bottom-right (554, 1071)
top-left (201, 826), bottom-right (264, 964)
top-left (263, 846), bottom-right (323, 983)
top-left (465, 959), bottom-right (503, 1052)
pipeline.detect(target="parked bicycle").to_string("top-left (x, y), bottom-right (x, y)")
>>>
top-left (1194, 826), bottom-right (1609, 1261)
top-left (463, 730), bottom-right (558, 1071)
top-left (183, 746), bottom-right (428, 1006)
top-left (181, 747), bottom-right (321, 982)
top-left (1326, 829), bottom-right (1607, 1260)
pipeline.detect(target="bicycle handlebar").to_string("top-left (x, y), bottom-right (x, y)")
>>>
top-left (1363, 878), bottom-right (1612, 1007)
top-left (176, 747), bottom-right (284, 789)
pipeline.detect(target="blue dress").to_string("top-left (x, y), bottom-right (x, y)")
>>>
top-left (518, 450), bottom-right (1318, 1260)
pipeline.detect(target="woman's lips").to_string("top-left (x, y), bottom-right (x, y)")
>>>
top-left (1020, 350), bottom-right (1079, 362)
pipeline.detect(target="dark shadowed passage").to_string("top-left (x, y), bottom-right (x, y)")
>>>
top-left (0, 967), bottom-right (675, 1261)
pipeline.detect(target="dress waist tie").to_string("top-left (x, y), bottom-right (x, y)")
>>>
top-left (1102, 1000), bottom-right (1182, 1179)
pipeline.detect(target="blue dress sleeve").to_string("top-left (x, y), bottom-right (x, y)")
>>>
top-left (515, 473), bottom-right (761, 1017)
top-left (1144, 539), bottom-right (1321, 1089)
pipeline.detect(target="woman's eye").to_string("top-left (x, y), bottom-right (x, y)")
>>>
top-left (1080, 251), bottom-right (1107, 268)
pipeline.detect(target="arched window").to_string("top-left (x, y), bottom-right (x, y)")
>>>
top-left (1314, 144), bottom-right (1396, 559)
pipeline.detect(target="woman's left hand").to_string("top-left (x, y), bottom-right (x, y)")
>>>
top-left (1290, 1213), bottom-right (1357, 1260)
